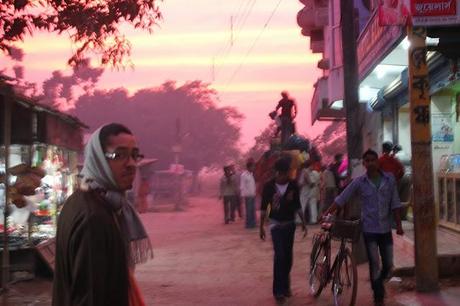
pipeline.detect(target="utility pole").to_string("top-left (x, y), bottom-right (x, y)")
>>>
top-left (341, 0), bottom-right (362, 169)
top-left (2, 96), bottom-right (11, 292)
top-left (340, 0), bottom-right (366, 265)
top-left (407, 25), bottom-right (439, 292)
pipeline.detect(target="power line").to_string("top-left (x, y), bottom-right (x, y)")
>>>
top-left (213, 0), bottom-right (252, 60)
top-left (212, 0), bottom-right (258, 80)
top-left (225, 0), bottom-right (284, 87)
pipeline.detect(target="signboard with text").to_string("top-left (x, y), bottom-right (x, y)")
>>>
top-left (378, 0), bottom-right (460, 26)
top-left (412, 0), bottom-right (460, 25)
top-left (358, 10), bottom-right (404, 80)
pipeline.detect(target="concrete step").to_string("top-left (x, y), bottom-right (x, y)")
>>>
top-left (393, 221), bottom-right (460, 277)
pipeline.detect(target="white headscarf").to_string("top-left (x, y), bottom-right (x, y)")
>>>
top-left (80, 126), bottom-right (153, 266)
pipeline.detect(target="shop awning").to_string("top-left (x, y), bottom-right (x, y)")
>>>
top-left (0, 82), bottom-right (88, 150)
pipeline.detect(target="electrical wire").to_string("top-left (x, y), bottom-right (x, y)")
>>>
top-left (212, 0), bottom-right (258, 80)
top-left (224, 0), bottom-right (284, 87)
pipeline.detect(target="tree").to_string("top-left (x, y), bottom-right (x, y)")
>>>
top-left (41, 58), bottom-right (104, 109)
top-left (0, 0), bottom-right (162, 66)
top-left (311, 121), bottom-right (347, 165)
top-left (243, 123), bottom-right (275, 163)
top-left (71, 80), bottom-right (243, 171)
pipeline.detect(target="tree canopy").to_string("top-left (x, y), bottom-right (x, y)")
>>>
top-left (71, 81), bottom-right (243, 171)
top-left (311, 121), bottom-right (346, 164)
top-left (0, 0), bottom-right (162, 66)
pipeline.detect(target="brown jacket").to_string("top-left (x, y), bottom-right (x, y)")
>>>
top-left (53, 190), bottom-right (129, 306)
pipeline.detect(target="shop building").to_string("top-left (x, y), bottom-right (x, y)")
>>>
top-left (298, 0), bottom-right (460, 230)
top-left (1, 83), bottom-right (87, 279)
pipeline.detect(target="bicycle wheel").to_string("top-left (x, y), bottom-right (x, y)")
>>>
top-left (332, 247), bottom-right (357, 306)
top-left (309, 235), bottom-right (328, 297)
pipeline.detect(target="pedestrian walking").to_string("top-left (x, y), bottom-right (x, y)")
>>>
top-left (230, 164), bottom-right (243, 219)
top-left (53, 123), bottom-right (153, 306)
top-left (298, 160), bottom-right (320, 224)
top-left (379, 141), bottom-right (405, 182)
top-left (330, 153), bottom-right (345, 192)
top-left (259, 157), bottom-right (307, 304)
top-left (320, 164), bottom-right (338, 214)
top-left (219, 165), bottom-right (239, 224)
top-left (240, 158), bottom-right (257, 228)
top-left (323, 149), bottom-right (404, 306)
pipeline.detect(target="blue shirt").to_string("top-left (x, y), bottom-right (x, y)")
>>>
top-left (334, 171), bottom-right (401, 234)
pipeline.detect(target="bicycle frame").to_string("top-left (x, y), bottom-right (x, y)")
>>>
top-left (312, 232), bottom-right (349, 287)
top-left (310, 222), bottom-right (358, 306)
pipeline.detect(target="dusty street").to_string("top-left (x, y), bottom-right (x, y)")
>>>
top-left (4, 195), bottom-right (460, 305)
top-left (136, 196), bottom-right (374, 306)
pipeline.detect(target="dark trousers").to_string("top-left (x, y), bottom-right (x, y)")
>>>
top-left (234, 197), bottom-right (243, 218)
top-left (363, 232), bottom-right (394, 302)
top-left (223, 196), bottom-right (238, 223)
top-left (270, 222), bottom-right (296, 297)
top-left (244, 197), bottom-right (256, 228)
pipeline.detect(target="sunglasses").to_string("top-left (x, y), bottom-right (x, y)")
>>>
top-left (105, 148), bottom-right (144, 162)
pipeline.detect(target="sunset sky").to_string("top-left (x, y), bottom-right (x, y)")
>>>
top-left (2, 0), bottom-right (325, 149)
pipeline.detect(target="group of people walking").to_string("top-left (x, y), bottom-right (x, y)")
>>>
top-left (221, 143), bottom-right (406, 305)
top-left (219, 160), bottom-right (257, 228)
top-left (51, 121), bottom-right (406, 306)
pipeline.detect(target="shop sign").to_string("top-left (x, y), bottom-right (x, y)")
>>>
top-left (412, 0), bottom-right (456, 16)
top-left (357, 10), bottom-right (404, 80)
top-left (378, 0), bottom-right (411, 26)
top-left (412, 0), bottom-right (460, 25)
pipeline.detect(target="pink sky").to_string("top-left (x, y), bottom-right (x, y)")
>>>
top-left (2, 0), bottom-right (327, 149)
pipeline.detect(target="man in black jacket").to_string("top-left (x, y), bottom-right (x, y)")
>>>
top-left (259, 156), bottom-right (307, 303)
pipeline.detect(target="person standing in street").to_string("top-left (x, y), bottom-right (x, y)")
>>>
top-left (230, 164), bottom-right (243, 219)
top-left (379, 141), bottom-right (405, 182)
top-left (323, 149), bottom-right (404, 306)
top-left (219, 165), bottom-right (239, 224)
top-left (329, 153), bottom-right (345, 192)
top-left (240, 158), bottom-right (257, 228)
top-left (320, 164), bottom-right (338, 215)
top-left (298, 160), bottom-right (320, 224)
top-left (53, 123), bottom-right (153, 306)
top-left (259, 157), bottom-right (307, 304)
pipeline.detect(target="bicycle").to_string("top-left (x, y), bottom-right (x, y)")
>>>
top-left (309, 216), bottom-right (361, 306)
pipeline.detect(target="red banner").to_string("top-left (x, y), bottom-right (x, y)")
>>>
top-left (379, 0), bottom-right (411, 25)
top-left (411, 0), bottom-right (457, 16)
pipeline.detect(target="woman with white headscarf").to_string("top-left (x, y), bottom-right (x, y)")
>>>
top-left (53, 123), bottom-right (152, 306)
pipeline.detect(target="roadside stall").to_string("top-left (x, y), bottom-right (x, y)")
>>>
top-left (1, 83), bottom-right (86, 286)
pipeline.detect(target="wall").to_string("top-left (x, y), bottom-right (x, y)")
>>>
top-left (431, 93), bottom-right (455, 209)
top-left (398, 106), bottom-right (412, 162)
top-left (431, 93), bottom-right (454, 174)
top-left (383, 119), bottom-right (393, 149)
top-left (363, 108), bottom-right (382, 152)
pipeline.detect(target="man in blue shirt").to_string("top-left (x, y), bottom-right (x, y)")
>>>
top-left (323, 149), bottom-right (404, 306)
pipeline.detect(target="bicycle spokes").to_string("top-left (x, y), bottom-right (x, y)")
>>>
top-left (333, 249), bottom-right (357, 306)
top-left (309, 240), bottom-right (328, 297)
